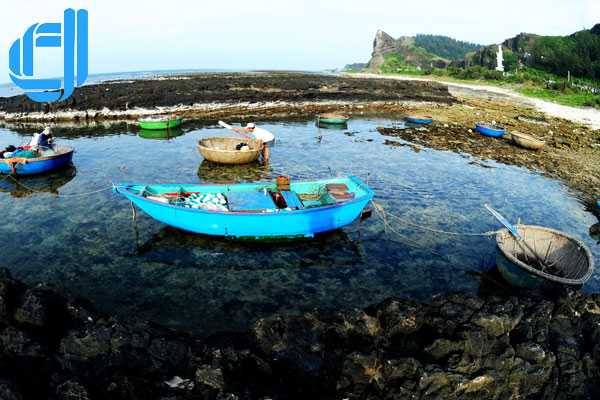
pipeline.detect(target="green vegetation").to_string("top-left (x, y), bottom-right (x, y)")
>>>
top-left (379, 64), bottom-right (600, 109)
top-left (379, 54), bottom-right (403, 74)
top-left (415, 34), bottom-right (483, 60)
top-left (343, 63), bottom-right (368, 72)
top-left (529, 29), bottom-right (600, 80)
top-left (516, 87), bottom-right (600, 108)
top-left (380, 54), bottom-right (425, 75)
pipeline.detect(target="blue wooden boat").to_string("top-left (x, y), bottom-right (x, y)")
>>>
top-left (114, 176), bottom-right (374, 239)
top-left (406, 115), bottom-right (433, 125)
top-left (475, 122), bottom-right (505, 138)
top-left (0, 146), bottom-right (74, 176)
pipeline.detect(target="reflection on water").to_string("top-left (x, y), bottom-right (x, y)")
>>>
top-left (316, 121), bottom-right (348, 130)
top-left (138, 127), bottom-right (184, 140)
top-left (0, 166), bottom-right (77, 197)
top-left (197, 160), bottom-right (272, 183)
top-left (0, 117), bottom-right (598, 335)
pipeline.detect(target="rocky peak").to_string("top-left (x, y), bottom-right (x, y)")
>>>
top-left (502, 32), bottom-right (538, 54)
top-left (372, 30), bottom-right (399, 57)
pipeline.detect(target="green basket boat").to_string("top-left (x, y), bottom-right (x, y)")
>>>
top-left (317, 113), bottom-right (351, 124)
top-left (138, 115), bottom-right (183, 130)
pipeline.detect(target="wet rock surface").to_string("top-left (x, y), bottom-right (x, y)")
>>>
top-left (0, 72), bottom-right (452, 118)
top-left (0, 268), bottom-right (600, 399)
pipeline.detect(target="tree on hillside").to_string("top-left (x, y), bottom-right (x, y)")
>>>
top-left (530, 30), bottom-right (600, 80)
top-left (415, 34), bottom-right (483, 60)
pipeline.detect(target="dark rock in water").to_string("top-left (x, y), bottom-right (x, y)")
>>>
top-left (0, 268), bottom-right (600, 399)
top-left (13, 288), bottom-right (52, 328)
top-left (56, 381), bottom-right (90, 400)
top-left (0, 379), bottom-right (22, 400)
top-left (195, 365), bottom-right (225, 397)
top-left (0, 73), bottom-right (454, 118)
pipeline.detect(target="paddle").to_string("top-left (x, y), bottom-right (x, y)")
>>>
top-left (484, 204), bottom-right (551, 272)
top-left (218, 121), bottom-right (251, 139)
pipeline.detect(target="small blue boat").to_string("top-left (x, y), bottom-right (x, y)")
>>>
top-left (114, 176), bottom-right (374, 239)
top-left (406, 115), bottom-right (433, 125)
top-left (475, 122), bottom-right (505, 138)
top-left (0, 146), bottom-right (74, 176)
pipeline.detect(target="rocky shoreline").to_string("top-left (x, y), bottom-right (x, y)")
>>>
top-left (0, 73), bottom-right (453, 122)
top-left (377, 96), bottom-right (600, 204)
top-left (1, 72), bottom-right (597, 207)
top-left (1, 268), bottom-right (600, 399)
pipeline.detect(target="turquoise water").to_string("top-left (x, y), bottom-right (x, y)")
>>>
top-left (0, 117), bottom-right (598, 334)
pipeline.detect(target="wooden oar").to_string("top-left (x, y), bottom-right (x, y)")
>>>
top-left (218, 121), bottom-right (251, 139)
top-left (484, 204), bottom-right (552, 272)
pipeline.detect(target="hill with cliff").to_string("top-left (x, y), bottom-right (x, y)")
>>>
top-left (360, 25), bottom-right (600, 82)
top-left (366, 31), bottom-right (482, 72)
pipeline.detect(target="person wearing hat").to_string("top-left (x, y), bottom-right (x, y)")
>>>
top-left (234, 123), bottom-right (275, 162)
top-left (1, 127), bottom-right (53, 159)
top-left (29, 127), bottom-right (54, 149)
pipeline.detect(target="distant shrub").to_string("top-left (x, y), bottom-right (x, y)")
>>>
top-left (380, 54), bottom-right (404, 74)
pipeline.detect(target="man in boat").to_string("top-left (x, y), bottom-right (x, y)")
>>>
top-left (29, 127), bottom-right (54, 149)
top-left (233, 123), bottom-right (275, 162)
top-left (0, 127), bottom-right (53, 159)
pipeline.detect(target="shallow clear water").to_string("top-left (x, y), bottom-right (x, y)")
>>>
top-left (0, 117), bottom-right (598, 334)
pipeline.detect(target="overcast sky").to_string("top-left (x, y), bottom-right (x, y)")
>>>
top-left (0, 0), bottom-right (598, 83)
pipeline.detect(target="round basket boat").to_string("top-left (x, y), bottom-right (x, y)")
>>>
top-left (317, 113), bottom-right (351, 124)
top-left (495, 225), bottom-right (594, 289)
top-left (197, 137), bottom-right (264, 165)
top-left (0, 145), bottom-right (74, 176)
top-left (510, 131), bottom-right (545, 150)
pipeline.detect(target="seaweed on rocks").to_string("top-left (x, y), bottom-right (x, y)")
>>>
top-left (0, 73), bottom-right (454, 122)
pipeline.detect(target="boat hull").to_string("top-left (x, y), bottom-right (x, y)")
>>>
top-left (510, 131), bottom-right (545, 150)
top-left (317, 114), bottom-right (350, 124)
top-left (496, 251), bottom-right (558, 289)
top-left (138, 117), bottom-right (182, 130)
top-left (317, 122), bottom-right (347, 130)
top-left (197, 137), bottom-right (263, 165)
top-left (0, 147), bottom-right (74, 176)
top-left (406, 116), bottom-right (433, 125)
top-left (475, 123), bottom-right (505, 138)
top-left (115, 177), bottom-right (373, 239)
top-left (319, 118), bottom-right (349, 124)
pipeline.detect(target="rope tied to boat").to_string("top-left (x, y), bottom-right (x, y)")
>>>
top-left (5, 175), bottom-right (112, 197)
top-left (370, 200), bottom-right (446, 258)
top-left (371, 200), bottom-right (500, 238)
